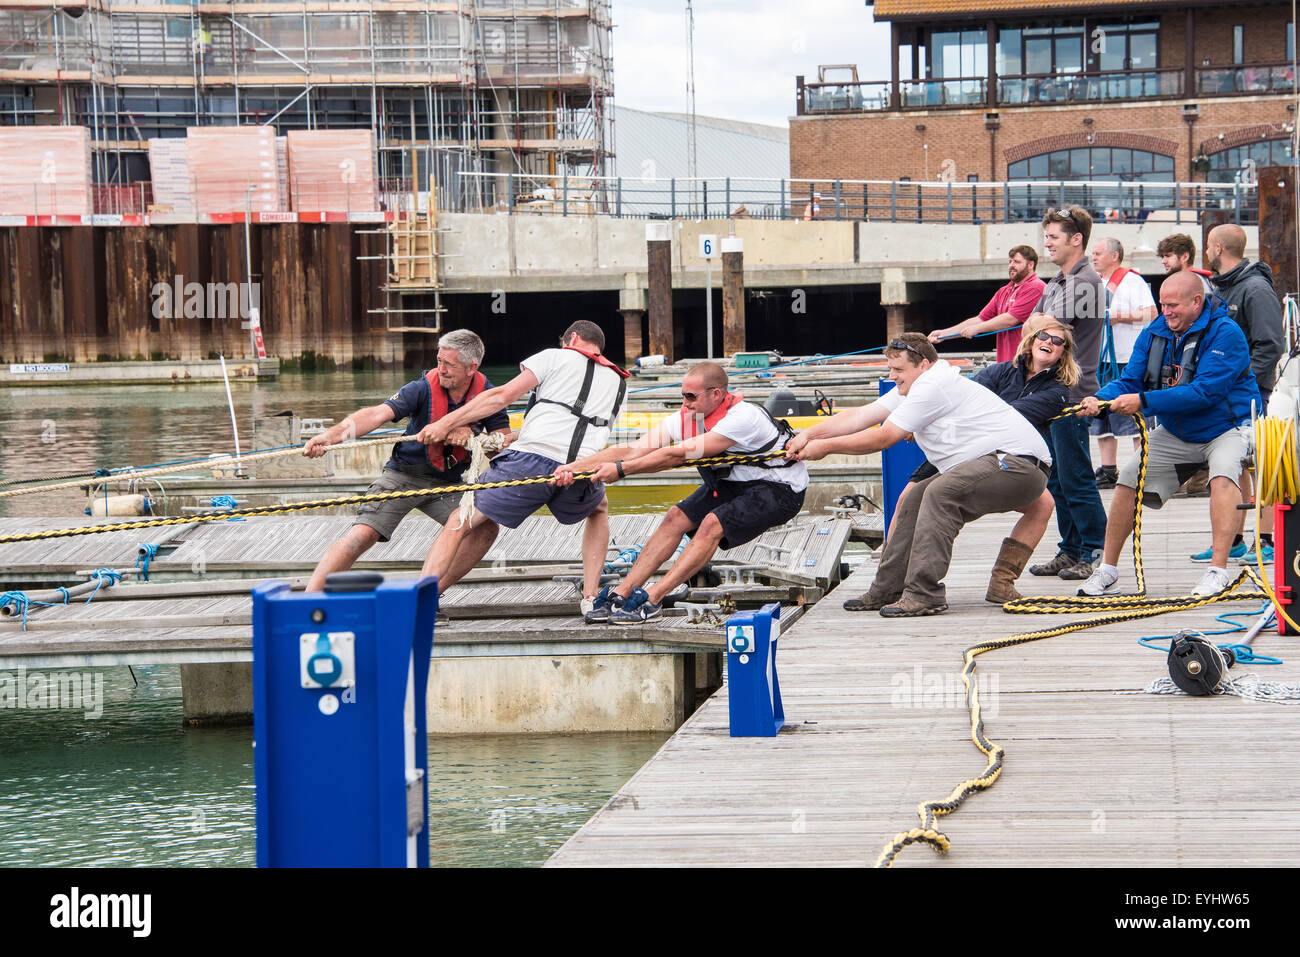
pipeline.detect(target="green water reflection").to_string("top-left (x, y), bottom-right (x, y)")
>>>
top-left (0, 665), bottom-right (668, 867)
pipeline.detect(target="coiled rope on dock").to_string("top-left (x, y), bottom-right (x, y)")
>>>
top-left (875, 403), bottom-right (1295, 868)
top-left (0, 451), bottom-right (790, 544)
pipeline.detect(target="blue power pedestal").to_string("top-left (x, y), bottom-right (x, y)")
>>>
top-left (252, 571), bottom-right (438, 868)
top-left (879, 379), bottom-right (927, 536)
top-left (724, 602), bottom-right (784, 737)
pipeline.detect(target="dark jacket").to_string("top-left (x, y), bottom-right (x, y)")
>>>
top-left (1097, 296), bottom-right (1258, 444)
top-left (1212, 258), bottom-right (1283, 394)
top-left (972, 356), bottom-right (1070, 433)
top-left (910, 356), bottom-right (1067, 482)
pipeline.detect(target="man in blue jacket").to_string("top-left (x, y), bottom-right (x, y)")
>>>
top-left (1073, 270), bottom-right (1260, 598)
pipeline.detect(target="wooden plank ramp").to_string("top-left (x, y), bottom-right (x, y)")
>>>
top-left (547, 494), bottom-right (1300, 867)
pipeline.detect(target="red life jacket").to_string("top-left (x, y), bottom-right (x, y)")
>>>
top-left (562, 345), bottom-right (631, 379)
top-left (1106, 266), bottom-right (1132, 293)
top-left (524, 346), bottom-right (629, 463)
top-left (680, 390), bottom-right (742, 439)
top-left (423, 369), bottom-right (487, 471)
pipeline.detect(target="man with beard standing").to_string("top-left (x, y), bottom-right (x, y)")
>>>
top-left (928, 245), bottom-right (1046, 362)
top-left (1207, 222), bottom-right (1284, 562)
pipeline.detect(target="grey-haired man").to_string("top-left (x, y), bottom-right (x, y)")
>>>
top-left (302, 329), bottom-right (511, 591)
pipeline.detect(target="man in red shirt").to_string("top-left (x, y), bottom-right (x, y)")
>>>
top-left (929, 245), bottom-right (1047, 361)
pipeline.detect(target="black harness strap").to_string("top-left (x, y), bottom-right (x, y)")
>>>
top-left (528, 357), bottom-right (627, 463)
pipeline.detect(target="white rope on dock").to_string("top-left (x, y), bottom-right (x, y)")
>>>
top-left (1124, 675), bottom-right (1300, 703)
top-left (0, 435), bottom-right (403, 500)
top-left (454, 431), bottom-right (509, 528)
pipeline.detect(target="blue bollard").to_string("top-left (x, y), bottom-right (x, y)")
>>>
top-left (879, 380), bottom-right (927, 536)
top-left (724, 602), bottom-right (784, 737)
top-left (252, 571), bottom-right (439, 867)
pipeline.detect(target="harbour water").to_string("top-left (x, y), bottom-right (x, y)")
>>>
top-left (0, 368), bottom-right (679, 866)
top-left (0, 664), bottom-right (669, 867)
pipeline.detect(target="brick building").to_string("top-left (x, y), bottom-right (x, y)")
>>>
top-left (792, 0), bottom-right (1296, 189)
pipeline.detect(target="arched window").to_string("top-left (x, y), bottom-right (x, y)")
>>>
top-left (1207, 137), bottom-right (1296, 183)
top-left (1008, 147), bottom-right (1175, 182)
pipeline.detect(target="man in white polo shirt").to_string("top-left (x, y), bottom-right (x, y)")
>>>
top-left (554, 361), bottom-right (808, 624)
top-left (787, 332), bottom-right (1052, 617)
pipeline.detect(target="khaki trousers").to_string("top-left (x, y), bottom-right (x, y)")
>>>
top-left (870, 453), bottom-right (1048, 606)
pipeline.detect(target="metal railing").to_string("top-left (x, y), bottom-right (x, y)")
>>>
top-left (449, 173), bottom-right (1259, 225)
top-left (998, 68), bottom-right (1182, 105)
top-left (797, 63), bottom-right (1300, 113)
top-left (1197, 63), bottom-right (1297, 96)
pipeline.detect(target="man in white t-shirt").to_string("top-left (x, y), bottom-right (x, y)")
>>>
top-left (1089, 237), bottom-right (1158, 487)
top-left (788, 333), bottom-right (1052, 617)
top-left (553, 361), bottom-right (808, 624)
top-left (415, 320), bottom-right (628, 602)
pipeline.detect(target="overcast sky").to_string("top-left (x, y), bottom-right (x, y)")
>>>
top-left (612, 1), bottom-right (893, 129)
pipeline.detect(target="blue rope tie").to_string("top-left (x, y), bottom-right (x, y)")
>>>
top-left (135, 543), bottom-right (158, 582)
top-left (210, 495), bottom-right (243, 520)
top-left (86, 568), bottom-right (124, 603)
top-left (603, 543), bottom-right (644, 575)
top-left (0, 591), bottom-right (32, 630)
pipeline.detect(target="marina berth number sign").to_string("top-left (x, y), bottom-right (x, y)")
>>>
top-left (699, 234), bottom-right (718, 260)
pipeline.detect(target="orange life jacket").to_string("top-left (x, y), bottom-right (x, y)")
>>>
top-left (423, 369), bottom-right (487, 471)
top-left (680, 390), bottom-right (742, 439)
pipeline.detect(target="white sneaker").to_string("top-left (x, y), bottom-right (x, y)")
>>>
top-left (1076, 566), bottom-right (1119, 596)
top-left (579, 596), bottom-right (595, 616)
top-left (1192, 567), bottom-right (1232, 597)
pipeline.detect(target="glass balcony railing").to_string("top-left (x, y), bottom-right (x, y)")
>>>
top-left (998, 68), bottom-right (1182, 104)
top-left (1197, 63), bottom-right (1296, 95)
top-left (797, 63), bottom-right (1295, 114)
top-left (901, 77), bottom-right (987, 108)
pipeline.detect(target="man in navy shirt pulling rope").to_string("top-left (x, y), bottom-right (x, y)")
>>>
top-left (301, 329), bottom-right (511, 591)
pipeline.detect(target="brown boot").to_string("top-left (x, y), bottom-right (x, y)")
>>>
top-left (986, 537), bottom-right (1035, 604)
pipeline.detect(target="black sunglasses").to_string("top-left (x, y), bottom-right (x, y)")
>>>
top-left (887, 339), bottom-right (927, 360)
top-left (1044, 207), bottom-right (1080, 225)
top-left (1035, 330), bottom-right (1066, 346)
top-left (681, 388), bottom-right (718, 402)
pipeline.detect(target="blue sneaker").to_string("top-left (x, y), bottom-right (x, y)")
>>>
top-left (610, 587), bottom-right (663, 625)
top-left (1238, 542), bottom-right (1274, 564)
top-left (582, 585), bottom-right (623, 624)
top-left (1190, 542), bottom-right (1247, 562)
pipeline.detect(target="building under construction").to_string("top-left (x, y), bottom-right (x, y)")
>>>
top-left (0, 0), bottom-right (614, 204)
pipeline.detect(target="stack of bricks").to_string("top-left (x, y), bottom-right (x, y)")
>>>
top-left (0, 127), bottom-right (93, 216)
top-left (147, 138), bottom-right (194, 215)
top-left (186, 126), bottom-right (283, 215)
top-left (285, 130), bottom-right (378, 212)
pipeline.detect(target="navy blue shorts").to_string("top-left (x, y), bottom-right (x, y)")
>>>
top-left (472, 450), bottom-right (606, 529)
top-left (677, 479), bottom-right (805, 549)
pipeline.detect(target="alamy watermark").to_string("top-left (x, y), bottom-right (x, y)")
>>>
top-left (890, 664), bottom-right (999, 718)
top-left (151, 274), bottom-right (261, 321)
top-left (0, 666), bottom-right (104, 719)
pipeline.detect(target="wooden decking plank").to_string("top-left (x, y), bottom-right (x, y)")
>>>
top-left (548, 495), bottom-right (1300, 868)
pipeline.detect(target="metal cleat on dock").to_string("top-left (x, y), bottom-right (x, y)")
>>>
top-left (751, 542), bottom-right (793, 563)
top-left (677, 601), bottom-right (724, 624)
top-left (717, 564), bottom-right (767, 586)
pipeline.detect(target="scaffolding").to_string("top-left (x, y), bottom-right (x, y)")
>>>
top-left (0, 0), bottom-right (614, 194)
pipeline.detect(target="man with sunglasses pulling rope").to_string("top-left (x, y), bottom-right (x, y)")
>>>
top-left (1074, 269), bottom-right (1260, 599)
top-left (787, 333), bottom-right (1051, 617)
top-left (553, 361), bottom-right (808, 624)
